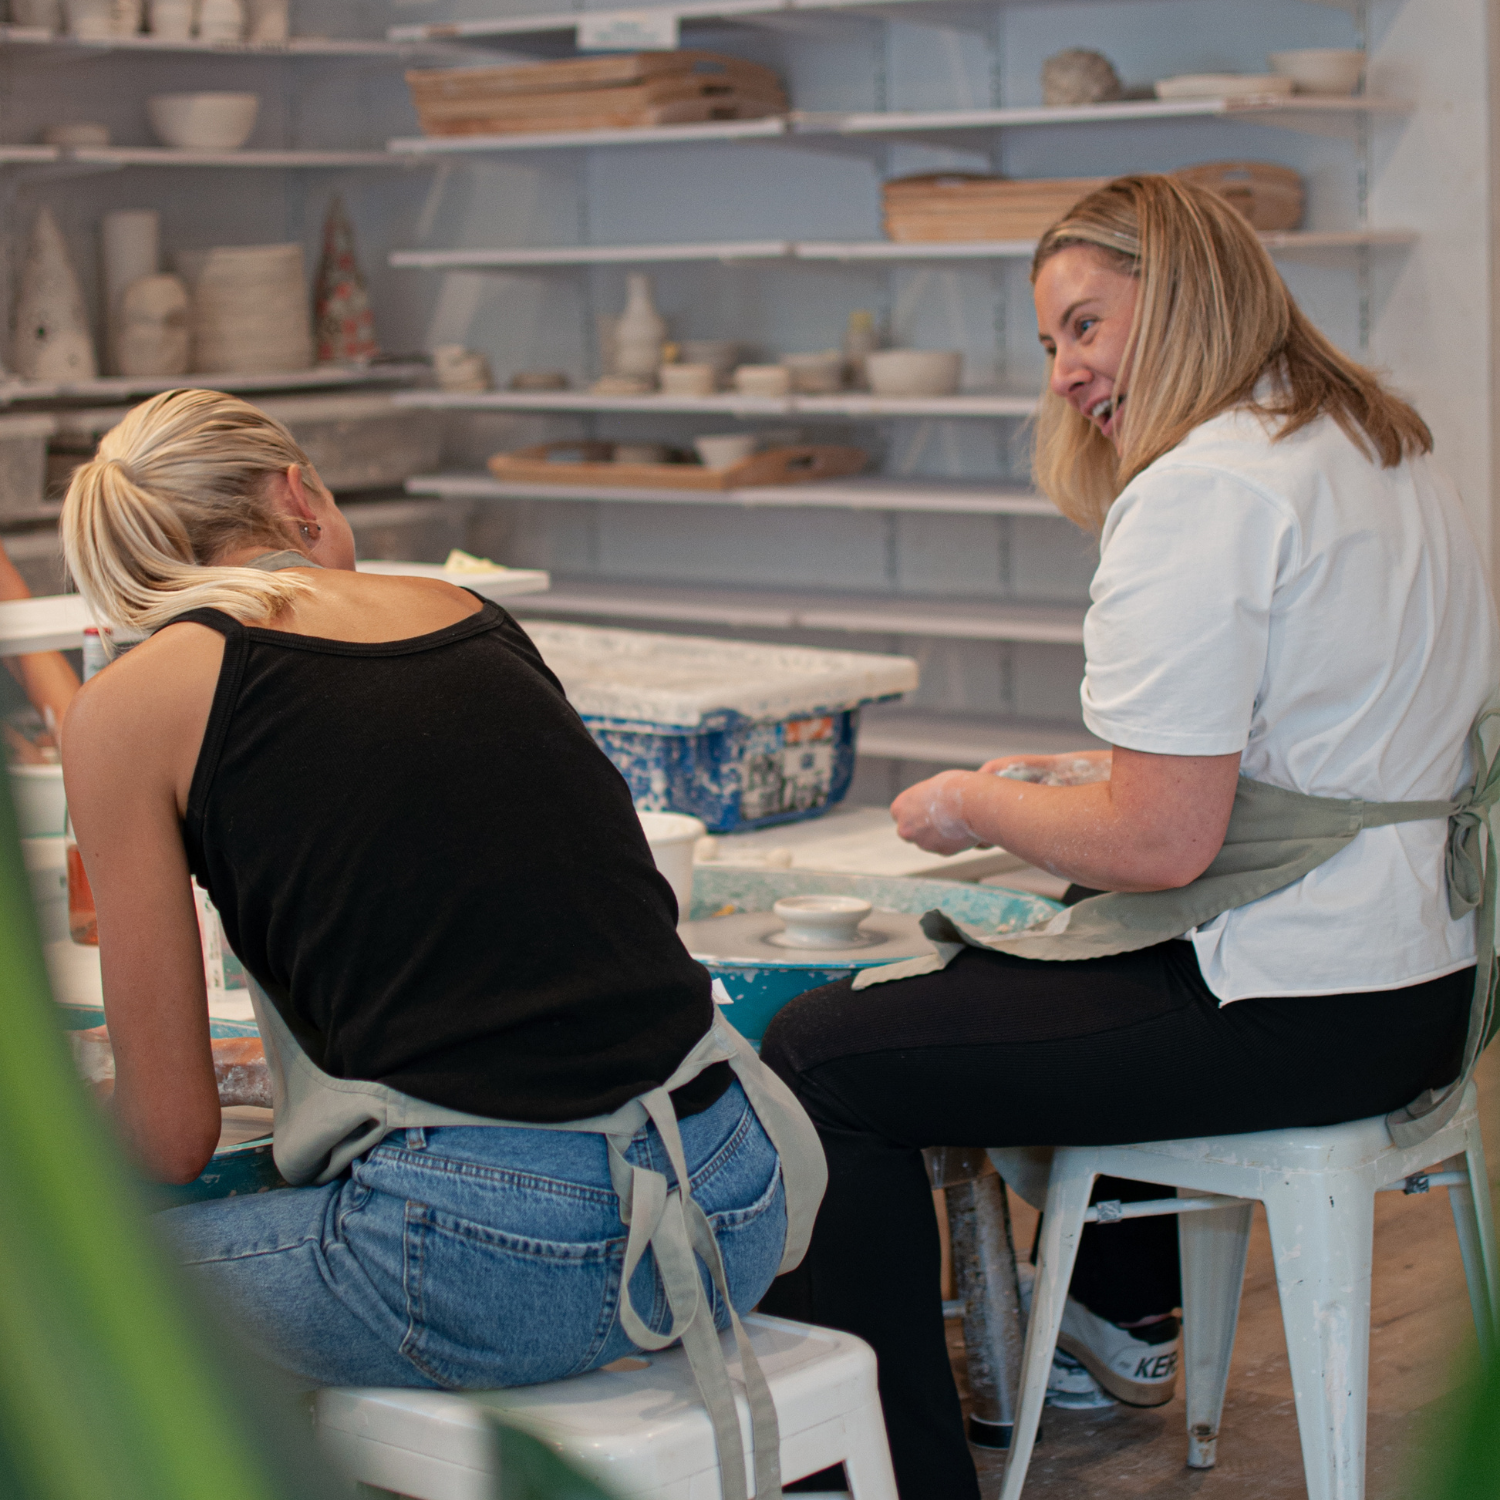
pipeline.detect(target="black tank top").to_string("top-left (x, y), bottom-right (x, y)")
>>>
top-left (177, 597), bottom-right (727, 1123)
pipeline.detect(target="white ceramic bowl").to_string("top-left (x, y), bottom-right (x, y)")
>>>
top-left (780, 350), bottom-right (845, 394)
top-left (733, 364), bottom-right (792, 397)
top-left (147, 92), bottom-right (260, 151)
top-left (7, 764), bottom-right (66, 838)
top-left (695, 433), bottom-right (757, 469)
top-left (659, 362), bottom-right (716, 396)
top-left (638, 809), bottom-right (707, 916)
top-left (1268, 49), bottom-right (1365, 96)
top-left (866, 348), bottom-right (963, 397)
top-left (1153, 73), bottom-right (1294, 100)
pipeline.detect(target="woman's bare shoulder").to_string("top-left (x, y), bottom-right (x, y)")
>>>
top-left (63, 621), bottom-right (225, 783)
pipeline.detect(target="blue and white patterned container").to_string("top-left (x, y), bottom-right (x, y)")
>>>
top-left (524, 622), bottom-right (918, 833)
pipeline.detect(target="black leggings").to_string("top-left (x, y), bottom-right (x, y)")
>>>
top-left (757, 939), bottom-right (1472, 1500)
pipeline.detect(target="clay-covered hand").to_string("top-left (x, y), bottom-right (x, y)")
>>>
top-left (890, 769), bottom-right (986, 855)
top-left (212, 1037), bottom-right (272, 1108)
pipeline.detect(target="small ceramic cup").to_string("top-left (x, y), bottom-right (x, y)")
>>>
top-left (41, 121), bottom-right (110, 145)
top-left (147, 0), bottom-right (194, 37)
top-left (694, 433), bottom-right (757, 469)
top-left (659, 362), bottom-right (715, 396)
top-left (733, 363), bottom-right (792, 398)
top-left (780, 350), bottom-right (844, 393)
top-left (64, 0), bottom-right (115, 38)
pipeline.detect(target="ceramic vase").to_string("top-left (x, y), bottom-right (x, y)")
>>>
top-left (314, 194), bottom-right (378, 364)
top-left (13, 207), bottom-right (98, 382)
top-left (117, 273), bottom-right (189, 376)
top-left (63, 0), bottom-right (113, 37)
top-left (10, 0), bottom-right (63, 30)
top-left (244, 0), bottom-right (285, 41)
top-left (195, 0), bottom-right (240, 41)
top-left (147, 0), bottom-right (194, 37)
top-left (101, 208), bottom-right (159, 373)
top-left (612, 273), bottom-right (666, 380)
top-left (187, 242), bottom-right (311, 373)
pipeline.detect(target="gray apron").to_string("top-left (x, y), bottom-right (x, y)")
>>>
top-left (236, 552), bottom-right (827, 1500)
top-left (855, 707), bottom-right (1500, 1150)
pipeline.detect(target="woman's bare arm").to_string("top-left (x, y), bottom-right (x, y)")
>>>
top-left (61, 625), bottom-right (225, 1182)
top-left (891, 746), bottom-right (1242, 892)
top-left (0, 543), bottom-right (79, 735)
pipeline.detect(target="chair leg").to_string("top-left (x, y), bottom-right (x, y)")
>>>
top-left (1262, 1176), bottom-right (1375, 1500)
top-left (840, 1395), bottom-right (900, 1500)
top-left (1179, 1199), bottom-right (1253, 1469)
top-left (1443, 1136), bottom-right (1500, 1364)
top-left (995, 1153), bottom-right (1096, 1500)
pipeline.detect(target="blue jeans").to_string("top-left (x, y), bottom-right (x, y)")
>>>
top-left (159, 1079), bottom-right (786, 1388)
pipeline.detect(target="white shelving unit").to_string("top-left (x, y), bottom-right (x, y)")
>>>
top-left (512, 578), bottom-right (1085, 641)
top-left (381, 0), bottom-right (1490, 794)
top-left (407, 472), bottom-right (1055, 516)
top-left (390, 229), bottom-right (1414, 271)
top-left (0, 362), bottom-right (426, 409)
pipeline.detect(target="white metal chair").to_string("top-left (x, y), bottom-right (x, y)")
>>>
top-left (993, 1079), bottom-right (1498, 1500)
top-left (315, 1312), bottom-right (896, 1500)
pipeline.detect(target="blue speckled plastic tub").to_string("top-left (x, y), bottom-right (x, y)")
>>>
top-left (686, 867), bottom-right (1061, 1043)
top-left (588, 704), bottom-right (863, 834)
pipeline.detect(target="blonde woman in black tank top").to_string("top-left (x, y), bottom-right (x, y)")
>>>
top-left (57, 389), bottom-right (791, 1389)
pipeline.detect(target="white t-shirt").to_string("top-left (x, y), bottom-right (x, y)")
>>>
top-left (1080, 404), bottom-right (1499, 1002)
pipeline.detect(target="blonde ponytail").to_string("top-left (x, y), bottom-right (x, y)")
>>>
top-left (62, 389), bottom-right (323, 646)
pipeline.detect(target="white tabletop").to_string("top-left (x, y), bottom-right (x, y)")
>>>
top-left (0, 564), bottom-right (552, 655)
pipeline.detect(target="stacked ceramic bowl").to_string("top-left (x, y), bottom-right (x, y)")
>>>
top-left (183, 243), bottom-right (312, 373)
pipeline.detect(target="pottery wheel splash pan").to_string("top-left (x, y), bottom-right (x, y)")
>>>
top-left (681, 895), bottom-right (936, 1041)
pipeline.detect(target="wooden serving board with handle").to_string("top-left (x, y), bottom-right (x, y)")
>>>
top-left (488, 441), bottom-right (866, 490)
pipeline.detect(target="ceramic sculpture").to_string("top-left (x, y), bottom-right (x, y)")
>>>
top-left (314, 195), bottom-right (378, 364)
top-left (188, 243), bottom-right (311, 373)
top-left (196, 0), bottom-right (242, 42)
top-left (612, 273), bottom-right (666, 381)
top-left (1041, 48), bottom-right (1123, 107)
top-left (116, 274), bottom-right (190, 377)
top-left (101, 208), bottom-right (160, 373)
top-left (13, 207), bottom-right (98, 383)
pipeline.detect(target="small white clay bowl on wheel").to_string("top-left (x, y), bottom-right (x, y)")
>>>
top-left (866, 349), bottom-right (962, 397)
top-left (1267, 49), bottom-right (1365, 96)
top-left (147, 93), bottom-right (260, 151)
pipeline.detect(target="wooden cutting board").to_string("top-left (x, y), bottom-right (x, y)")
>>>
top-left (489, 442), bottom-right (866, 490)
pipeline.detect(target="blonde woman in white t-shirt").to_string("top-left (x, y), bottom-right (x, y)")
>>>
top-left (758, 176), bottom-right (1500, 1500)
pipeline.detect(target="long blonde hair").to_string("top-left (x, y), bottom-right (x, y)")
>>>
top-left (1030, 174), bottom-right (1432, 530)
top-left (62, 388), bottom-right (321, 644)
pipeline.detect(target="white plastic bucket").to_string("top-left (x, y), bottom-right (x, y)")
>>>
top-left (22, 835), bottom-right (68, 944)
top-left (637, 809), bottom-right (706, 917)
top-left (8, 764), bottom-right (66, 837)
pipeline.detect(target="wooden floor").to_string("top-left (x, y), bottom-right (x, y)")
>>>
top-left (950, 1052), bottom-right (1499, 1499)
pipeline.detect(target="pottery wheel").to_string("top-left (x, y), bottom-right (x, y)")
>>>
top-left (680, 909), bottom-right (935, 966)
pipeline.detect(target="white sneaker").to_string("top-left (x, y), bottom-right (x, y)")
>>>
top-left (1017, 1264), bottom-right (1179, 1408)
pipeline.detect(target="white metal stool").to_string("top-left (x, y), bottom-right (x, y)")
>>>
top-left (315, 1313), bottom-right (897, 1500)
top-left (994, 1079), bottom-right (1498, 1500)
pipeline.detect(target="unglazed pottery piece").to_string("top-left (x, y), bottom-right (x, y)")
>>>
top-left (314, 194), bottom-right (378, 363)
top-left (63, 0), bottom-right (113, 37)
top-left (195, 0), bottom-right (240, 40)
top-left (41, 121), bottom-right (110, 145)
top-left (658, 361), bottom-right (715, 396)
top-left (146, 0), bottom-right (193, 37)
top-left (117, 274), bottom-right (190, 377)
top-left (13, 207), bottom-right (98, 382)
top-left (1041, 47), bottom-right (1123, 106)
top-left (613, 272), bottom-right (666, 380)
top-left (432, 344), bottom-right (492, 391)
top-left (147, 91), bottom-right (259, 149)
top-left (245, 0), bottom-right (286, 41)
top-left (101, 208), bottom-right (159, 373)
top-left (732, 363), bottom-right (791, 397)
top-left (694, 433), bottom-right (756, 469)
top-left (865, 348), bottom-right (961, 396)
top-left (188, 242), bottom-right (311, 373)
top-left (1267, 48), bottom-right (1365, 95)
